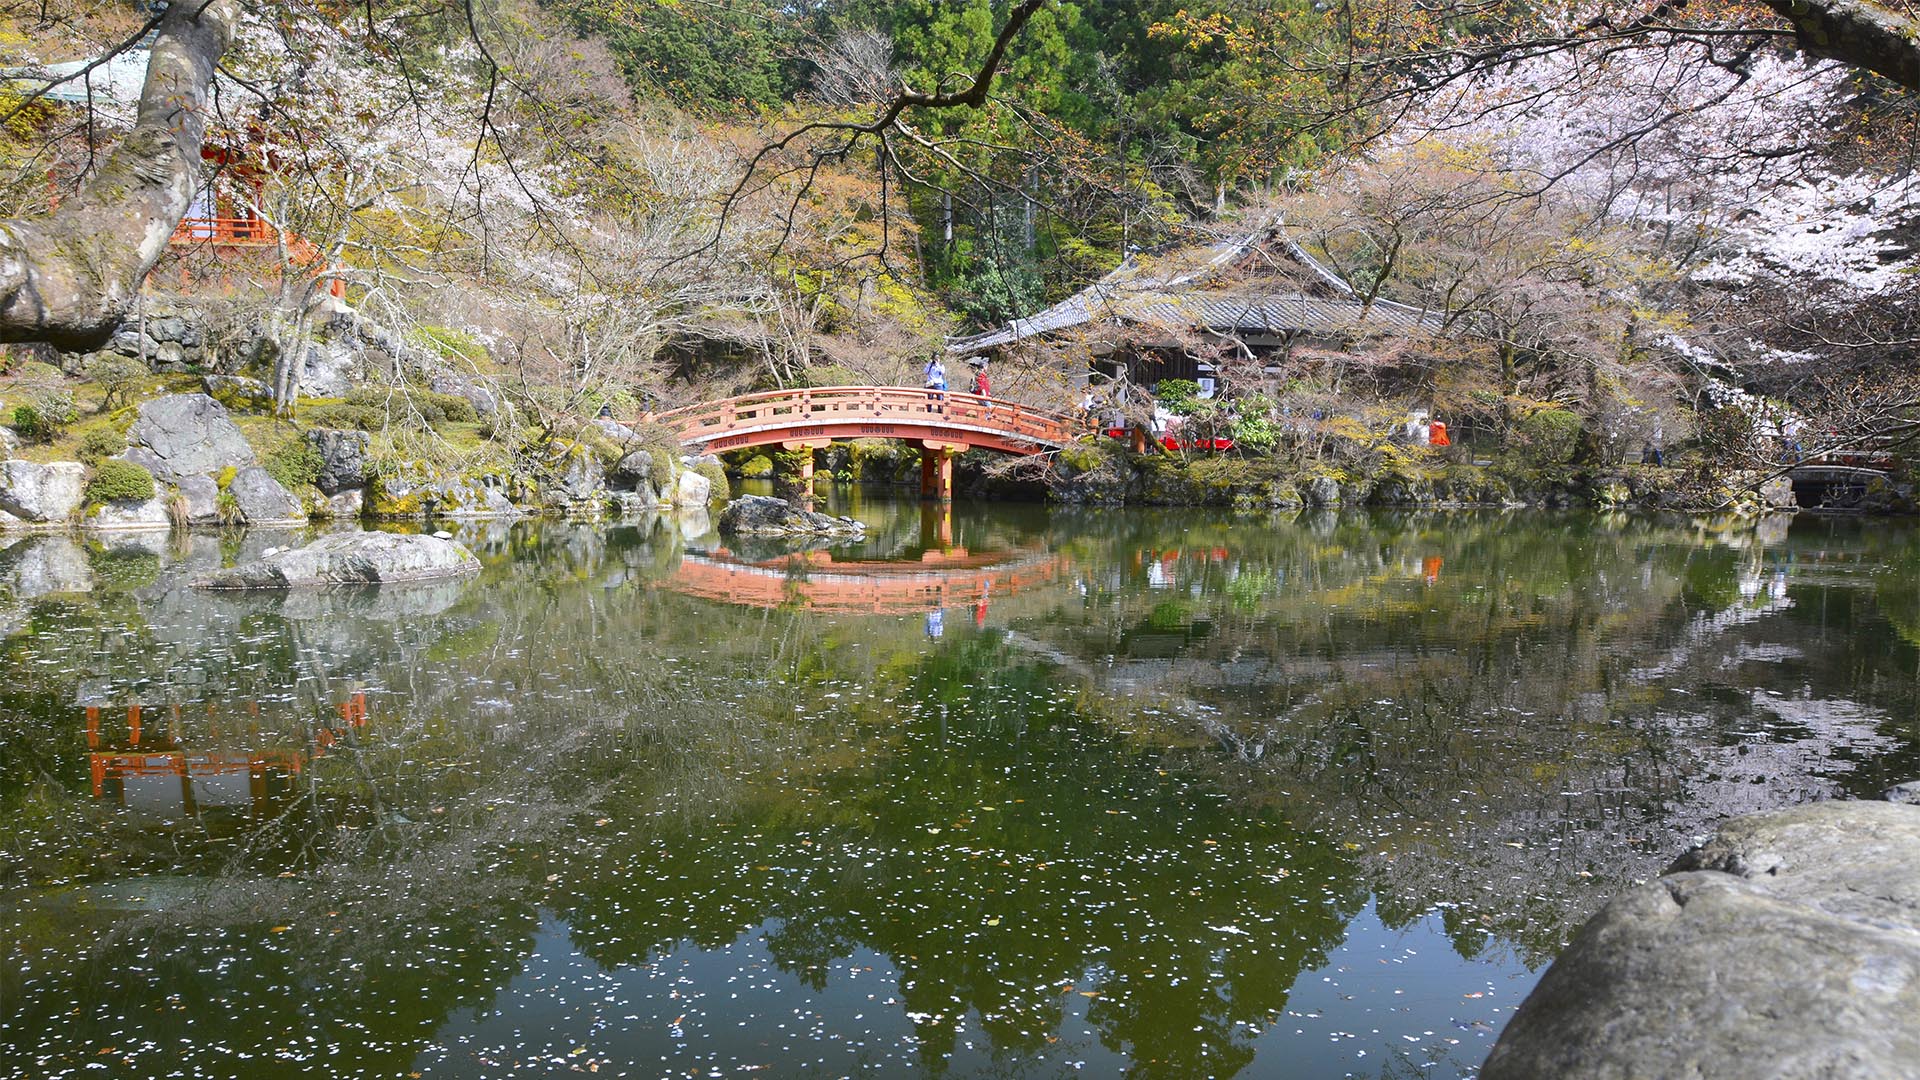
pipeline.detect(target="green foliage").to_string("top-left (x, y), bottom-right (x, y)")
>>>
top-left (303, 403), bottom-right (384, 431)
top-left (10, 404), bottom-right (51, 443)
top-left (1155, 379), bottom-right (1202, 415)
top-left (695, 459), bottom-right (730, 497)
top-left (939, 246), bottom-right (1047, 327)
top-left (343, 387), bottom-right (479, 426)
top-left (1230, 410), bottom-right (1279, 453)
top-left (86, 459), bottom-right (155, 505)
top-left (735, 454), bottom-right (774, 478)
top-left (564, 0), bottom-right (799, 111)
top-left (76, 427), bottom-right (127, 465)
top-left (265, 439), bottom-right (324, 491)
top-left (1515, 408), bottom-right (1585, 466)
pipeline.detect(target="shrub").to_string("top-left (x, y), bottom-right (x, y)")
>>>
top-left (85, 355), bottom-right (147, 412)
top-left (265, 438), bottom-right (323, 491)
top-left (695, 459), bottom-right (729, 497)
top-left (87, 459), bottom-right (155, 504)
top-left (344, 387), bottom-right (477, 426)
top-left (11, 405), bottom-right (49, 443)
top-left (303, 403), bottom-right (384, 431)
top-left (77, 427), bottom-right (127, 465)
top-left (1516, 408), bottom-right (1585, 466)
top-left (423, 390), bottom-right (479, 424)
top-left (736, 454), bottom-right (773, 478)
top-left (1230, 411), bottom-right (1279, 454)
top-left (1155, 379), bottom-right (1202, 415)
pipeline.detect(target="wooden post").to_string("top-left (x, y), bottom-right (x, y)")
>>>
top-left (919, 441), bottom-right (958, 502)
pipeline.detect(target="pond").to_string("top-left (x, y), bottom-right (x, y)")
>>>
top-left (3, 492), bottom-right (1917, 1079)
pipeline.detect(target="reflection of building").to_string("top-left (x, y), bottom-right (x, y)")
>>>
top-left (86, 695), bottom-right (369, 818)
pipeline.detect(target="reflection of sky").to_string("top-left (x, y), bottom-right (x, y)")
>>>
top-left (414, 904), bottom-right (1533, 1079)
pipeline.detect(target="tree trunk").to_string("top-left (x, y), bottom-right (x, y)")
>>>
top-left (0, 0), bottom-right (238, 348)
top-left (1764, 0), bottom-right (1920, 89)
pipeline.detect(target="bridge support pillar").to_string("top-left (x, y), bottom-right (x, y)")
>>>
top-left (919, 444), bottom-right (956, 502)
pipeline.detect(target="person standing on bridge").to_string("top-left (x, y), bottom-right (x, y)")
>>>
top-left (970, 359), bottom-right (991, 416)
top-left (925, 356), bottom-right (948, 414)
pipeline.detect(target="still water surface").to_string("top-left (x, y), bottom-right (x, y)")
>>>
top-left (3, 492), bottom-right (1917, 1078)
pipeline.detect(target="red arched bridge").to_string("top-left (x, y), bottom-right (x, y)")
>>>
top-left (647, 386), bottom-right (1086, 500)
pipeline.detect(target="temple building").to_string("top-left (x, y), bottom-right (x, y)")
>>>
top-left (947, 217), bottom-right (1444, 398)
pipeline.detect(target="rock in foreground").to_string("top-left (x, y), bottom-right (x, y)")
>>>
top-left (717, 495), bottom-right (867, 538)
top-left (194, 532), bottom-right (480, 589)
top-left (1482, 799), bottom-right (1920, 1080)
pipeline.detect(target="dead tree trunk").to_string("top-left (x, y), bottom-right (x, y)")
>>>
top-left (0, 0), bottom-right (238, 349)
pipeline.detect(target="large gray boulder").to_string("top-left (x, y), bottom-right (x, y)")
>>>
top-left (323, 489), bottom-right (364, 519)
top-left (0, 460), bottom-right (86, 522)
top-left (176, 475), bottom-right (222, 526)
top-left (87, 497), bottom-right (172, 531)
top-left (1304, 475), bottom-right (1343, 507)
top-left (373, 467), bottom-right (520, 519)
top-left (1482, 799), bottom-right (1920, 1080)
top-left (610, 450), bottom-right (655, 493)
top-left (674, 469), bottom-right (713, 510)
top-left (201, 374), bottom-right (274, 411)
top-left (194, 531), bottom-right (480, 589)
top-left (558, 450), bottom-right (606, 499)
top-left (718, 495), bottom-right (866, 539)
top-left (227, 467), bottom-right (305, 524)
top-left (300, 339), bottom-right (360, 397)
top-left (429, 373), bottom-right (498, 417)
top-left (126, 394), bottom-right (255, 479)
top-left (592, 417), bottom-right (637, 443)
top-left (305, 428), bottom-right (368, 494)
top-left (119, 446), bottom-right (175, 485)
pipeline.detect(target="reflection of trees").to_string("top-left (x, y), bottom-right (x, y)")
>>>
top-left (558, 635), bottom-right (1363, 1076)
top-left (1015, 509), bottom-right (1920, 963)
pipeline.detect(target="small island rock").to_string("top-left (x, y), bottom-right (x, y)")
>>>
top-left (194, 531), bottom-right (480, 589)
top-left (718, 495), bottom-right (867, 538)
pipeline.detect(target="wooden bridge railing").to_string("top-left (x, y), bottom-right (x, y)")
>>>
top-left (647, 385), bottom-right (1087, 452)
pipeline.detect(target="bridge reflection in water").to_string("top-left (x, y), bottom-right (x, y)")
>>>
top-left (660, 506), bottom-right (1067, 619)
top-left (661, 547), bottom-right (1068, 618)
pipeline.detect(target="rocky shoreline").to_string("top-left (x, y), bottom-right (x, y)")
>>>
top-left (0, 389), bottom-right (733, 534)
top-left (2, 388), bottom-right (1893, 535)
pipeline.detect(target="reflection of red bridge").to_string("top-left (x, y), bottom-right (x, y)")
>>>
top-left (648, 387), bottom-right (1087, 500)
top-left (661, 549), bottom-right (1069, 616)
